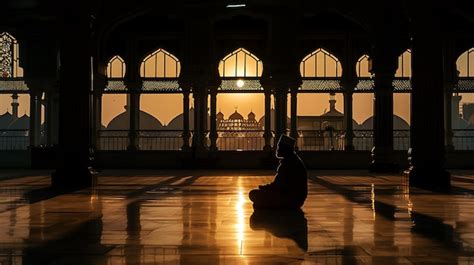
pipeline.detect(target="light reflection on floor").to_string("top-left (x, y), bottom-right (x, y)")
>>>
top-left (0, 170), bottom-right (473, 264)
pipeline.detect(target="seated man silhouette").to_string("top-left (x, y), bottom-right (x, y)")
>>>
top-left (249, 135), bottom-right (307, 209)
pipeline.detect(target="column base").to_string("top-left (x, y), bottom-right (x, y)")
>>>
top-left (51, 167), bottom-right (95, 191)
top-left (407, 166), bottom-right (451, 191)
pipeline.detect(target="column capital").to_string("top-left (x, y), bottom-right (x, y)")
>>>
top-left (93, 76), bottom-right (108, 95)
top-left (25, 78), bottom-right (56, 95)
top-left (124, 79), bottom-right (143, 93)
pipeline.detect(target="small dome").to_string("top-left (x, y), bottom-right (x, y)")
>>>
top-left (229, 110), bottom-right (244, 120)
top-left (248, 111), bottom-right (256, 121)
top-left (217, 111), bottom-right (224, 120)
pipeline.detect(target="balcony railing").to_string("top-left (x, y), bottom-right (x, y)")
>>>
top-left (453, 129), bottom-right (474, 150)
top-left (98, 130), bottom-right (192, 151)
top-left (393, 130), bottom-right (410, 151)
top-left (297, 130), bottom-right (345, 151)
top-left (0, 129), bottom-right (29, 150)
top-left (352, 130), bottom-right (373, 151)
top-left (98, 130), bottom-right (129, 151)
top-left (216, 130), bottom-right (266, 151)
top-left (138, 130), bottom-right (185, 151)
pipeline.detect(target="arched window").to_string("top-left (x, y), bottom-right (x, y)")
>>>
top-left (395, 49), bottom-right (412, 78)
top-left (457, 48), bottom-right (474, 78)
top-left (0, 32), bottom-right (23, 78)
top-left (300, 48), bottom-right (342, 78)
top-left (356, 55), bottom-right (371, 78)
top-left (107, 56), bottom-right (126, 78)
top-left (218, 48), bottom-right (263, 78)
top-left (140, 49), bottom-right (181, 78)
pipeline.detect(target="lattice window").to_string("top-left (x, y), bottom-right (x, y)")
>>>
top-left (356, 55), bottom-right (372, 78)
top-left (395, 49), bottom-right (411, 78)
top-left (142, 80), bottom-right (181, 92)
top-left (300, 79), bottom-right (342, 92)
top-left (0, 33), bottom-right (23, 78)
top-left (140, 49), bottom-right (181, 78)
top-left (107, 56), bottom-right (126, 78)
top-left (219, 48), bottom-right (263, 78)
top-left (300, 48), bottom-right (342, 78)
top-left (457, 48), bottom-right (474, 78)
top-left (219, 79), bottom-right (263, 91)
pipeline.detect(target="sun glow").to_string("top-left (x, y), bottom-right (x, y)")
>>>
top-left (236, 79), bottom-right (245, 88)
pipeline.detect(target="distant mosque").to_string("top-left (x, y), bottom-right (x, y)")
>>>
top-left (95, 92), bottom-right (474, 151)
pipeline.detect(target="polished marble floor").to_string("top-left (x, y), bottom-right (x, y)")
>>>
top-left (0, 170), bottom-right (474, 264)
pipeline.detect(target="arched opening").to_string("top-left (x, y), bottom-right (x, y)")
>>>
top-left (298, 48), bottom-right (344, 151)
top-left (139, 49), bottom-right (188, 150)
top-left (100, 55), bottom-right (128, 150)
top-left (353, 54), bottom-right (375, 150)
top-left (216, 48), bottom-right (266, 151)
top-left (393, 49), bottom-right (412, 150)
top-left (453, 48), bottom-right (474, 150)
top-left (0, 32), bottom-right (30, 150)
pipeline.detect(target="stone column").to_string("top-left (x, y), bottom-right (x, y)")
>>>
top-left (263, 89), bottom-right (273, 151)
top-left (343, 90), bottom-right (354, 150)
top-left (51, 3), bottom-right (94, 189)
top-left (182, 89), bottom-right (191, 151)
top-left (444, 87), bottom-right (455, 151)
top-left (290, 87), bottom-right (298, 141)
top-left (408, 6), bottom-right (450, 190)
top-left (93, 92), bottom-right (103, 149)
top-left (443, 40), bottom-right (457, 151)
top-left (273, 87), bottom-right (288, 147)
top-left (127, 85), bottom-right (141, 151)
top-left (369, 52), bottom-right (398, 172)
top-left (209, 88), bottom-right (218, 151)
top-left (92, 72), bottom-right (107, 150)
top-left (192, 87), bottom-right (208, 152)
top-left (28, 89), bottom-right (42, 147)
top-left (45, 87), bottom-right (59, 146)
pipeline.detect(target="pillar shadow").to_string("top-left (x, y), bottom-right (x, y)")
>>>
top-left (249, 209), bottom-right (308, 251)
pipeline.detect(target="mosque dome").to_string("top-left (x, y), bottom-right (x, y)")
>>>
top-left (8, 114), bottom-right (29, 130)
top-left (358, 115), bottom-right (410, 130)
top-left (229, 110), bottom-right (244, 120)
top-left (257, 108), bottom-right (291, 130)
top-left (166, 107), bottom-right (211, 130)
top-left (0, 112), bottom-right (15, 129)
top-left (107, 109), bottom-right (163, 130)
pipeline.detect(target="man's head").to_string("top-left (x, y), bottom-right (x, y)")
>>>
top-left (276, 135), bottom-right (296, 159)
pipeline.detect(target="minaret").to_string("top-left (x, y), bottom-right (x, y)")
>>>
top-left (329, 93), bottom-right (336, 112)
top-left (11, 93), bottom-right (19, 117)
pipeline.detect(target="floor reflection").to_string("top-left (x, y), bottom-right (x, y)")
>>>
top-left (249, 209), bottom-right (308, 251)
top-left (0, 171), bottom-right (473, 264)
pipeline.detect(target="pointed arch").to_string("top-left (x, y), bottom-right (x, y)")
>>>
top-left (457, 48), bottom-right (474, 78)
top-left (356, 54), bottom-right (371, 78)
top-left (0, 32), bottom-right (23, 78)
top-left (107, 55), bottom-right (126, 78)
top-left (140, 49), bottom-right (181, 78)
top-left (395, 49), bottom-right (412, 78)
top-left (218, 48), bottom-right (263, 78)
top-left (300, 48), bottom-right (342, 78)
